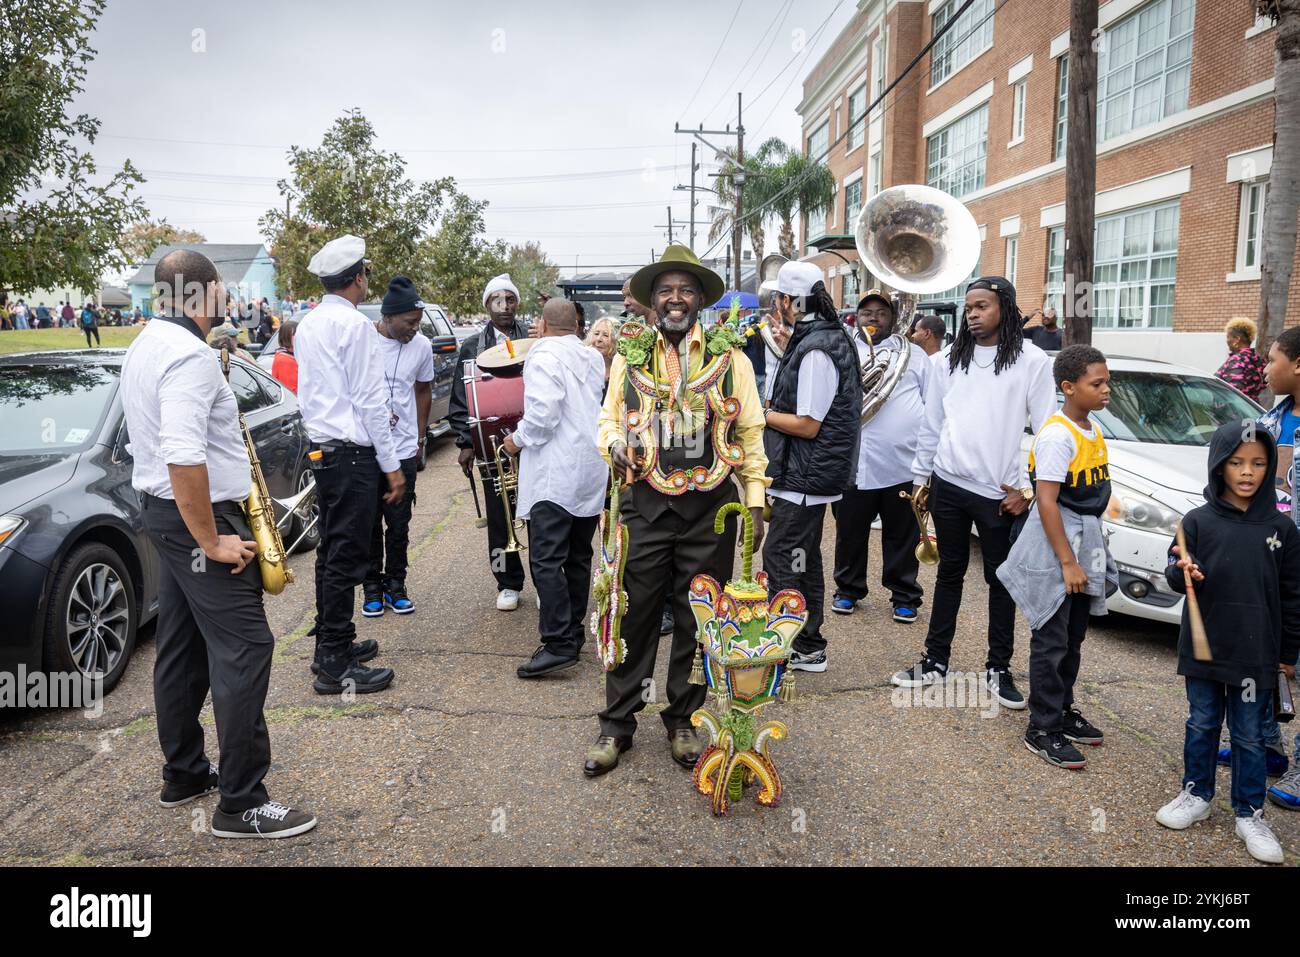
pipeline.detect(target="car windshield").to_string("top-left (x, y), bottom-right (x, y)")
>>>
top-left (0, 364), bottom-right (119, 454)
top-left (1083, 370), bottom-right (1260, 447)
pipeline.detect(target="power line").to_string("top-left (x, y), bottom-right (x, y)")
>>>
top-left (700, 0), bottom-right (794, 125)
top-left (745, 0), bottom-right (848, 111)
top-left (675, 0), bottom-right (746, 122)
top-left (102, 133), bottom-right (678, 154)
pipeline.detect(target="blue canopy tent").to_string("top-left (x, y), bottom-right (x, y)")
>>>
top-left (709, 290), bottom-right (759, 310)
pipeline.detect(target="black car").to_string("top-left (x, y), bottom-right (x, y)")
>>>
top-left (258, 304), bottom-right (458, 468)
top-left (0, 350), bottom-right (319, 696)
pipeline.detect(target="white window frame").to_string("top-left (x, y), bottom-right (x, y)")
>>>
top-left (1009, 80), bottom-right (1027, 147)
top-left (805, 122), bottom-right (830, 243)
top-left (1054, 55), bottom-right (1069, 161)
top-left (929, 0), bottom-right (995, 91)
top-left (1005, 236), bottom-right (1019, 285)
top-left (1096, 0), bottom-right (1196, 143)
top-left (847, 84), bottom-right (867, 152)
top-left (844, 178), bottom-right (863, 232)
top-left (925, 104), bottom-right (989, 199)
top-left (868, 149), bottom-right (883, 198)
top-left (1230, 180), bottom-right (1267, 282)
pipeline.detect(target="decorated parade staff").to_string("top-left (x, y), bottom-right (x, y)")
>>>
top-left (447, 274), bottom-right (531, 611)
top-left (588, 245), bottom-right (769, 778)
top-left (831, 290), bottom-right (934, 625)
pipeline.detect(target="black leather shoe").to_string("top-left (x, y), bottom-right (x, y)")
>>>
top-left (669, 727), bottom-right (703, 769)
top-left (313, 661), bottom-right (394, 695)
top-left (310, 639), bottom-right (379, 675)
top-left (517, 645), bottom-right (578, 679)
top-left (583, 735), bottom-right (632, 777)
top-left (660, 604), bottom-right (675, 635)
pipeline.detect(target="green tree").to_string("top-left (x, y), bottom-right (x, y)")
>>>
top-left (505, 242), bottom-right (560, 317)
top-left (707, 143), bottom-right (779, 273)
top-left (753, 140), bottom-right (836, 260)
top-left (120, 220), bottom-right (206, 264)
top-left (0, 0), bottom-right (146, 297)
top-left (413, 192), bottom-right (508, 318)
top-left (260, 110), bottom-right (455, 299)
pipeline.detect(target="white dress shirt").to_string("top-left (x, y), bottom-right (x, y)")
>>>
top-left (769, 348), bottom-right (842, 506)
top-left (851, 334), bottom-right (933, 490)
top-left (120, 317), bottom-right (252, 502)
top-left (294, 294), bottom-right (400, 473)
top-left (376, 332), bottom-right (436, 460)
top-left (512, 335), bottom-right (608, 520)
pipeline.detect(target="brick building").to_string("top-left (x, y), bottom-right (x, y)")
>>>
top-left (796, 0), bottom-right (1298, 372)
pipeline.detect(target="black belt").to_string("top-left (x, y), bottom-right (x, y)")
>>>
top-left (314, 440), bottom-right (375, 453)
top-left (142, 492), bottom-right (245, 513)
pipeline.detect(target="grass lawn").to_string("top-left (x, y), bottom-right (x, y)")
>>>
top-left (0, 326), bottom-right (144, 355)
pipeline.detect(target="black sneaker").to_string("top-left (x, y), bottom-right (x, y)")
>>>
top-left (890, 655), bottom-right (947, 688)
top-left (987, 668), bottom-right (1026, 710)
top-left (788, 648), bottom-right (828, 673)
top-left (313, 661), bottom-right (395, 695)
top-left (210, 801), bottom-right (318, 839)
top-left (159, 766), bottom-right (219, 807)
top-left (1024, 728), bottom-right (1087, 769)
top-left (310, 638), bottom-right (379, 675)
top-left (517, 645), bottom-right (579, 679)
top-left (361, 584), bottom-right (384, 618)
top-left (660, 604), bottom-right (675, 635)
top-left (1063, 707), bottom-right (1104, 745)
top-left (384, 582), bottom-right (415, 615)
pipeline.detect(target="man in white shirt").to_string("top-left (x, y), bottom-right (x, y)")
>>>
top-left (502, 299), bottom-right (607, 678)
top-left (121, 249), bottom-right (316, 840)
top-left (890, 276), bottom-right (1057, 711)
top-left (832, 292), bottom-right (933, 625)
top-left (294, 235), bottom-right (404, 695)
top-left (761, 262), bottom-right (863, 674)
top-left (447, 274), bottom-right (531, 610)
top-left (362, 276), bottom-right (436, 619)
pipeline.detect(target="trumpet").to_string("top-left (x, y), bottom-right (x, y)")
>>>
top-left (492, 436), bottom-right (526, 554)
top-left (901, 480), bottom-right (939, 566)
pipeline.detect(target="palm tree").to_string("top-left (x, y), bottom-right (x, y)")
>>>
top-left (708, 145), bottom-right (776, 274)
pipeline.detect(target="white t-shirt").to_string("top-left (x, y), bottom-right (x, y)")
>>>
top-left (376, 333), bottom-right (437, 460)
top-left (770, 349), bottom-right (842, 506)
top-left (852, 336), bottom-right (932, 490)
top-left (1031, 418), bottom-right (1096, 483)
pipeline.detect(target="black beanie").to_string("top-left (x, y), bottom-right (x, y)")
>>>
top-left (381, 275), bottom-right (424, 316)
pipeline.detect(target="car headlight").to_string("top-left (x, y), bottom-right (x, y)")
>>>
top-left (0, 515), bottom-right (25, 547)
top-left (1104, 486), bottom-right (1182, 537)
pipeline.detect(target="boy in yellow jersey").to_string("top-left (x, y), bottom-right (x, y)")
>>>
top-left (998, 345), bottom-right (1118, 769)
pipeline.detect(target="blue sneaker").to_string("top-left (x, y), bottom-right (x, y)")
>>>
top-left (831, 597), bottom-right (857, 615)
top-left (361, 586), bottom-right (384, 618)
top-left (384, 584), bottom-right (415, 615)
top-left (893, 606), bottom-right (917, 623)
top-left (1268, 766), bottom-right (1300, 810)
top-left (1218, 746), bottom-right (1289, 777)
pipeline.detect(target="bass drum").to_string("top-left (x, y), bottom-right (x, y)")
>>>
top-left (464, 363), bottom-right (525, 463)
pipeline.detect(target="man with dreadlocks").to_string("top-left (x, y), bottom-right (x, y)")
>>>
top-left (890, 276), bottom-right (1056, 710)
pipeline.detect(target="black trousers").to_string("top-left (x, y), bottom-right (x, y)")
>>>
top-left (599, 488), bottom-right (738, 738)
top-left (831, 481), bottom-right (923, 608)
top-left (83, 325), bottom-right (100, 346)
top-left (365, 456), bottom-right (418, 589)
top-left (312, 444), bottom-right (380, 668)
top-left (477, 463), bottom-right (526, 592)
top-left (923, 475), bottom-right (1017, 670)
top-left (763, 497), bottom-right (828, 655)
top-left (141, 495), bottom-right (273, 814)
top-left (1028, 592), bottom-right (1091, 732)
top-left (528, 500), bottom-right (597, 657)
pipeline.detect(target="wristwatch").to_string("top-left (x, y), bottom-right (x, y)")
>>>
top-left (1019, 486), bottom-right (1035, 502)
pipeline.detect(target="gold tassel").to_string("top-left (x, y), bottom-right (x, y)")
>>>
top-left (689, 647), bottom-right (705, 686)
top-left (779, 674), bottom-right (795, 703)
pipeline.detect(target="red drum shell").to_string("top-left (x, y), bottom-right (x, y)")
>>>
top-left (465, 367), bottom-right (524, 463)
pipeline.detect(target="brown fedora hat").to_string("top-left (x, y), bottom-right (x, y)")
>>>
top-left (628, 244), bottom-right (725, 311)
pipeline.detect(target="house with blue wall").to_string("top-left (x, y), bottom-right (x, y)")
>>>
top-left (127, 243), bottom-right (277, 315)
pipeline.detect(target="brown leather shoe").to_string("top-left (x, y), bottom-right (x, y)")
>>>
top-left (583, 735), bottom-right (632, 778)
top-left (668, 727), bottom-right (702, 769)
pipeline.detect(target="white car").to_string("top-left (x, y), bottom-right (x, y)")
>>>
top-left (1019, 354), bottom-right (1264, 626)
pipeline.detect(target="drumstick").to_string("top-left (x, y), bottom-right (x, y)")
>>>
top-left (1175, 523), bottom-right (1211, 662)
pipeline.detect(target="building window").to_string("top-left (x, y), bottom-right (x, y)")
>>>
top-left (930, 0), bottom-right (995, 88)
top-left (1010, 80), bottom-right (1027, 145)
top-left (807, 121), bottom-right (829, 163)
top-left (843, 270), bottom-right (861, 306)
top-left (845, 180), bottom-right (863, 231)
top-left (926, 105), bottom-right (988, 198)
top-left (847, 85), bottom-right (867, 151)
top-left (868, 150), bottom-right (883, 197)
top-left (1054, 55), bottom-right (1069, 160)
top-left (1235, 181), bottom-right (1267, 276)
top-left (1045, 199), bottom-right (1181, 329)
top-left (1051, 1), bottom-right (1192, 159)
top-left (872, 35), bottom-right (886, 100)
top-left (1005, 236), bottom-right (1019, 285)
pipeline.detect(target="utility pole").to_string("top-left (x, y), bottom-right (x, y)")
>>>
top-left (675, 109), bottom-right (742, 282)
top-left (689, 141), bottom-right (698, 251)
top-left (653, 206), bottom-right (676, 244)
top-left (1064, 0), bottom-right (1098, 346)
top-left (733, 92), bottom-right (745, 292)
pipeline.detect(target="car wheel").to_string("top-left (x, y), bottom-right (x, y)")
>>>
top-left (42, 542), bottom-right (138, 695)
top-left (289, 464), bottom-right (321, 553)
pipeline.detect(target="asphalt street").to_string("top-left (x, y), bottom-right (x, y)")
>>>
top-left (1, 438), bottom-right (1296, 866)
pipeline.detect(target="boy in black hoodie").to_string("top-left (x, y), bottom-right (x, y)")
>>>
top-left (1154, 421), bottom-right (1300, 864)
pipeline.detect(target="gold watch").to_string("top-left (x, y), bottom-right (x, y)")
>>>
top-left (1019, 486), bottom-right (1035, 502)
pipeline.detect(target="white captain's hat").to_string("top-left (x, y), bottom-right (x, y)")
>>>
top-left (307, 234), bottom-right (368, 279)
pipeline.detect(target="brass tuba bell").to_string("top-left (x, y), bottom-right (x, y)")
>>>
top-left (754, 253), bottom-right (791, 359)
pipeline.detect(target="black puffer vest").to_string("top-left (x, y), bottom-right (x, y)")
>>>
top-left (764, 317), bottom-right (862, 496)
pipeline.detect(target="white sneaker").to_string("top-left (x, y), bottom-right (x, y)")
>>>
top-left (1155, 782), bottom-right (1212, 830)
top-left (496, 589), bottom-right (520, 611)
top-left (1234, 809), bottom-right (1284, 864)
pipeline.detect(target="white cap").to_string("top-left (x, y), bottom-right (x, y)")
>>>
top-left (759, 261), bottom-right (824, 298)
top-left (307, 234), bottom-right (367, 278)
top-left (482, 273), bottom-right (520, 307)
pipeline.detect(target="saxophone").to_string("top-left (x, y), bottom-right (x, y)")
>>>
top-left (221, 345), bottom-right (296, 595)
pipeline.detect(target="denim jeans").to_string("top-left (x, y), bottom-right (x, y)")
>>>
top-left (1183, 676), bottom-right (1267, 817)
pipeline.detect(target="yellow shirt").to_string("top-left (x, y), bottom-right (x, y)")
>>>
top-left (597, 323), bottom-right (770, 508)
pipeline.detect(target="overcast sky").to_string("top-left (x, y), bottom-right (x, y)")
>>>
top-left (76, 0), bottom-right (857, 277)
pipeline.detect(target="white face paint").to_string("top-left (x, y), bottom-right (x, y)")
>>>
top-left (487, 291), bottom-right (516, 313)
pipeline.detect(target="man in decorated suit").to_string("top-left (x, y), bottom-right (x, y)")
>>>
top-left (588, 245), bottom-right (769, 777)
